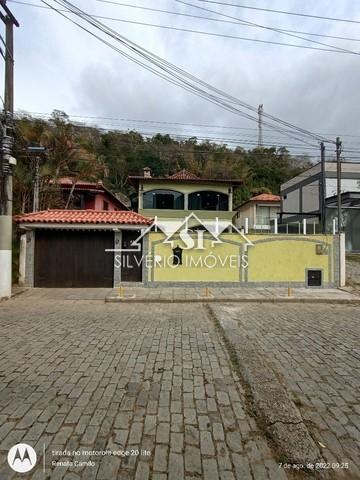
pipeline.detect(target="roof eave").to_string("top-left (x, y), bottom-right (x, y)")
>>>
top-left (127, 176), bottom-right (242, 186)
top-left (17, 222), bottom-right (150, 230)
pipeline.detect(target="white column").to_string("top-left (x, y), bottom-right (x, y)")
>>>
top-left (113, 231), bottom-right (122, 287)
top-left (274, 218), bottom-right (278, 234)
top-left (0, 251), bottom-right (11, 298)
top-left (333, 218), bottom-right (337, 235)
top-left (138, 190), bottom-right (143, 209)
top-left (228, 187), bottom-right (233, 211)
top-left (19, 233), bottom-right (27, 286)
top-left (339, 232), bottom-right (346, 287)
top-left (303, 218), bottom-right (307, 235)
top-left (0, 215), bottom-right (12, 298)
top-left (245, 217), bottom-right (249, 234)
top-left (184, 193), bottom-right (189, 211)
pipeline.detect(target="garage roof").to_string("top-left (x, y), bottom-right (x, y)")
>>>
top-left (15, 209), bottom-right (152, 225)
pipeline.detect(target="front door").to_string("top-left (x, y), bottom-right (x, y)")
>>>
top-left (121, 230), bottom-right (143, 282)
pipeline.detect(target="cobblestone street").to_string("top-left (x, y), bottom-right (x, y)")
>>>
top-left (214, 303), bottom-right (360, 479)
top-left (0, 291), bottom-right (282, 480)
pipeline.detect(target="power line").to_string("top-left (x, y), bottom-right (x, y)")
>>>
top-left (12, 0), bottom-right (360, 55)
top-left (40, 0), bottom-right (330, 147)
top-left (16, 112), bottom-right (360, 160)
top-left (93, 0), bottom-right (360, 44)
top-left (19, 111), bottom-right (360, 143)
top-left (15, 111), bottom-right (324, 152)
top-left (190, 0), bottom-right (360, 25)
top-left (177, 0), bottom-right (360, 56)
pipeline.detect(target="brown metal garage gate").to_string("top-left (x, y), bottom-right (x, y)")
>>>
top-left (34, 230), bottom-right (114, 287)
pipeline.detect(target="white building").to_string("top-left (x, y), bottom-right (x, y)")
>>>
top-left (234, 193), bottom-right (280, 231)
top-left (281, 161), bottom-right (360, 251)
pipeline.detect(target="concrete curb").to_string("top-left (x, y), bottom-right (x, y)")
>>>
top-left (105, 296), bottom-right (360, 304)
top-left (206, 304), bottom-right (327, 472)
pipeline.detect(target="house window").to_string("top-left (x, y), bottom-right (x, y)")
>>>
top-left (71, 193), bottom-right (85, 210)
top-left (143, 190), bottom-right (184, 210)
top-left (188, 191), bottom-right (228, 211)
top-left (103, 200), bottom-right (109, 211)
top-left (256, 206), bottom-right (280, 225)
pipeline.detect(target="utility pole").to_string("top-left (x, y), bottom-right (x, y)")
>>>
top-left (336, 137), bottom-right (342, 233)
top-left (335, 136), bottom-right (344, 287)
top-left (28, 145), bottom-right (46, 212)
top-left (320, 142), bottom-right (326, 234)
top-left (258, 104), bottom-right (263, 147)
top-left (0, 1), bottom-right (19, 299)
top-left (33, 157), bottom-right (40, 212)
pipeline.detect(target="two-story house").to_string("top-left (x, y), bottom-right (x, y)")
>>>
top-left (53, 177), bottom-right (129, 211)
top-left (128, 168), bottom-right (241, 226)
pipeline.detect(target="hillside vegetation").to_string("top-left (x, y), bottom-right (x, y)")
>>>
top-left (13, 110), bottom-right (312, 213)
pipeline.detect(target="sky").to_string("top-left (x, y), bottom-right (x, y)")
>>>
top-left (3, 0), bottom-right (360, 159)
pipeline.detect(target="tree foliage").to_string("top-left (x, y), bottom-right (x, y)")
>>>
top-left (13, 111), bottom-right (313, 213)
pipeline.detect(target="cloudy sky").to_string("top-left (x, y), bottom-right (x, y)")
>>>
top-left (4, 0), bottom-right (360, 158)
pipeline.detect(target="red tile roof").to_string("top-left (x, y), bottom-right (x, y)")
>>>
top-left (235, 193), bottom-right (280, 210)
top-left (168, 169), bottom-right (200, 180)
top-left (51, 177), bottom-right (103, 188)
top-left (249, 193), bottom-right (281, 202)
top-left (15, 210), bottom-right (152, 225)
top-left (49, 178), bottom-right (129, 210)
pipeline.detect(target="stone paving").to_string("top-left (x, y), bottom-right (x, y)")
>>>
top-left (9, 287), bottom-right (359, 305)
top-left (104, 286), bottom-right (357, 303)
top-left (0, 291), bottom-right (285, 480)
top-left (346, 256), bottom-right (360, 293)
top-left (213, 303), bottom-right (360, 479)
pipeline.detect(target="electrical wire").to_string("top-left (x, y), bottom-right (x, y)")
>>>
top-left (16, 112), bottom-right (350, 157)
top-left (93, 0), bottom-right (360, 44)
top-left (190, 0), bottom-right (360, 25)
top-left (176, 0), bottom-right (360, 56)
top-left (20, 111), bottom-right (360, 159)
top-left (0, 33), bottom-right (14, 61)
top-left (16, 112), bottom-right (360, 162)
top-left (41, 0), bottom-right (330, 148)
top-left (16, 0), bottom-right (360, 54)
top-left (32, 11), bottom-right (360, 54)
top-left (19, 110), bottom-right (360, 140)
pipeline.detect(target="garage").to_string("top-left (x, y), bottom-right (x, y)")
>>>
top-left (34, 230), bottom-right (114, 288)
top-left (16, 209), bottom-right (152, 288)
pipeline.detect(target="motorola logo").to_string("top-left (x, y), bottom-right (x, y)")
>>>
top-left (7, 443), bottom-right (37, 473)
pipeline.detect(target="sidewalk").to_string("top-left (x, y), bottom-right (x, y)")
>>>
top-left (106, 286), bottom-right (360, 304)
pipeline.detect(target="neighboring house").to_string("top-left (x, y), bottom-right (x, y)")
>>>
top-left (53, 177), bottom-right (129, 211)
top-left (234, 193), bottom-right (280, 231)
top-left (128, 168), bottom-right (242, 227)
top-left (280, 161), bottom-right (360, 251)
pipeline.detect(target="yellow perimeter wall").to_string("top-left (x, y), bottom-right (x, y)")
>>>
top-left (146, 232), bottom-right (336, 285)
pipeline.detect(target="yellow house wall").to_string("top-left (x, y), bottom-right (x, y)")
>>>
top-left (246, 236), bottom-right (332, 282)
top-left (148, 234), bottom-right (241, 282)
top-left (139, 181), bottom-right (233, 222)
top-left (146, 232), bottom-right (335, 285)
